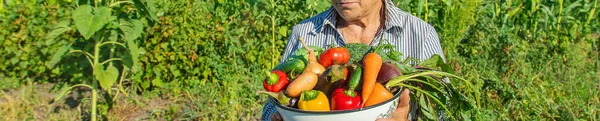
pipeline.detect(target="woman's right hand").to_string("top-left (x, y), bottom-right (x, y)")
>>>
top-left (271, 111), bottom-right (283, 121)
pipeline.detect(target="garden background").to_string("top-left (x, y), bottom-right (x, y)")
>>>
top-left (0, 0), bottom-right (598, 120)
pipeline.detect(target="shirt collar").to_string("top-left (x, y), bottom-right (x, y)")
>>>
top-left (316, 0), bottom-right (407, 33)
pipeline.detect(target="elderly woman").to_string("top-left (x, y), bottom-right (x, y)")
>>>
top-left (262, 0), bottom-right (446, 120)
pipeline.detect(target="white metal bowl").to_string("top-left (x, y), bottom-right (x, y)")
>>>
top-left (269, 89), bottom-right (404, 121)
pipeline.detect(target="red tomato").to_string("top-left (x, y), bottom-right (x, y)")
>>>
top-left (318, 47), bottom-right (350, 68)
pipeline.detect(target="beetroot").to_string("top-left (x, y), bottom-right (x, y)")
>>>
top-left (376, 61), bottom-right (402, 84)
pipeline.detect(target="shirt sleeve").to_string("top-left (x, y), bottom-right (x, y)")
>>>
top-left (421, 26), bottom-right (446, 63)
top-left (261, 100), bottom-right (277, 121)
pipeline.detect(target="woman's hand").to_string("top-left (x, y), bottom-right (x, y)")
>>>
top-left (271, 111), bottom-right (283, 121)
top-left (376, 89), bottom-right (411, 121)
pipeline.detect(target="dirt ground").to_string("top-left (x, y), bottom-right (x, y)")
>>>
top-left (0, 83), bottom-right (186, 121)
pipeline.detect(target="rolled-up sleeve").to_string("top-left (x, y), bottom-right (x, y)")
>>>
top-left (420, 25), bottom-right (446, 63)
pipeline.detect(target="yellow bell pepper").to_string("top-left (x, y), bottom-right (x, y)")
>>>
top-left (298, 90), bottom-right (330, 111)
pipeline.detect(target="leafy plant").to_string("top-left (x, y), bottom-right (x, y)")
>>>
top-left (0, 0), bottom-right (597, 120)
top-left (46, 0), bottom-right (157, 120)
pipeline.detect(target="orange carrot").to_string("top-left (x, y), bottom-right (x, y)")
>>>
top-left (361, 52), bottom-right (382, 108)
top-left (364, 83), bottom-right (393, 107)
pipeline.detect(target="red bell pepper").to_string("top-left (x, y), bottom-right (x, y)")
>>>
top-left (263, 70), bottom-right (289, 93)
top-left (330, 64), bottom-right (362, 110)
top-left (331, 88), bottom-right (361, 110)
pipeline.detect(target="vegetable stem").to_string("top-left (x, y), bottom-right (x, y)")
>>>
top-left (299, 37), bottom-right (311, 51)
top-left (100, 58), bottom-right (122, 65)
top-left (302, 90), bottom-right (319, 101)
top-left (69, 50), bottom-right (94, 65)
top-left (393, 83), bottom-right (453, 119)
top-left (99, 41), bottom-right (127, 49)
top-left (265, 71), bottom-right (279, 85)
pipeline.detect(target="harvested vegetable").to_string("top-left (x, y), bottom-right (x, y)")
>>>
top-left (299, 37), bottom-right (326, 75)
top-left (273, 58), bottom-right (305, 77)
top-left (331, 88), bottom-right (361, 110)
top-left (263, 70), bottom-right (290, 93)
top-left (331, 64), bottom-right (362, 110)
top-left (257, 38), bottom-right (477, 120)
top-left (363, 83), bottom-right (393, 107)
top-left (303, 50), bottom-right (326, 74)
top-left (288, 46), bottom-right (325, 63)
top-left (345, 43), bottom-right (371, 63)
top-left (314, 64), bottom-right (347, 97)
top-left (376, 61), bottom-right (402, 85)
top-left (346, 64), bottom-right (362, 94)
top-left (286, 72), bottom-right (318, 97)
top-left (298, 90), bottom-right (330, 111)
top-left (360, 52), bottom-right (383, 108)
top-left (285, 37), bottom-right (326, 97)
top-left (318, 47), bottom-right (350, 68)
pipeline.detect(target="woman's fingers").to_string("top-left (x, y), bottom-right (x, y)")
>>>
top-left (375, 118), bottom-right (395, 121)
top-left (395, 89), bottom-right (411, 119)
top-left (271, 111), bottom-right (283, 121)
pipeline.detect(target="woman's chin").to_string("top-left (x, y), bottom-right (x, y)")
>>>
top-left (338, 12), bottom-right (362, 21)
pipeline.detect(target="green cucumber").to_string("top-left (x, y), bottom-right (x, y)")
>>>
top-left (274, 58), bottom-right (305, 77)
top-left (275, 46), bottom-right (324, 77)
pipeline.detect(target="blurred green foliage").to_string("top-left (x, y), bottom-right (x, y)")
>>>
top-left (0, 0), bottom-right (598, 120)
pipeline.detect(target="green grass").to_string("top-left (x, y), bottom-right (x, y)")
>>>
top-left (0, 0), bottom-right (598, 120)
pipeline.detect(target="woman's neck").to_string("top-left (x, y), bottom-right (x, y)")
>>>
top-left (338, 2), bottom-right (384, 28)
top-left (337, 2), bottom-right (385, 44)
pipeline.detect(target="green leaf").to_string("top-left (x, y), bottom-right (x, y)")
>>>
top-left (72, 5), bottom-right (111, 40)
top-left (45, 20), bottom-right (71, 45)
top-left (132, 0), bottom-right (159, 22)
top-left (141, 81), bottom-right (150, 90)
top-left (389, 61), bottom-right (416, 74)
top-left (94, 64), bottom-right (119, 91)
top-left (278, 26), bottom-right (288, 36)
top-left (460, 111), bottom-right (472, 121)
top-left (121, 52), bottom-right (134, 69)
top-left (47, 43), bottom-right (71, 68)
top-left (152, 78), bottom-right (164, 88)
top-left (169, 65), bottom-right (181, 77)
top-left (124, 35), bottom-right (141, 72)
top-left (419, 54), bottom-right (442, 68)
top-left (419, 96), bottom-right (436, 120)
top-left (119, 19), bottom-right (143, 42)
top-left (108, 30), bottom-right (118, 42)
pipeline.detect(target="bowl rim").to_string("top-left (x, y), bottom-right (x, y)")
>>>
top-left (270, 87), bottom-right (405, 114)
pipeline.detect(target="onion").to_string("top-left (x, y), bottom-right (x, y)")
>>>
top-left (303, 50), bottom-right (325, 74)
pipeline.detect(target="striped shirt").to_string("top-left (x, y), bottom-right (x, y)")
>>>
top-left (261, 0), bottom-right (446, 120)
